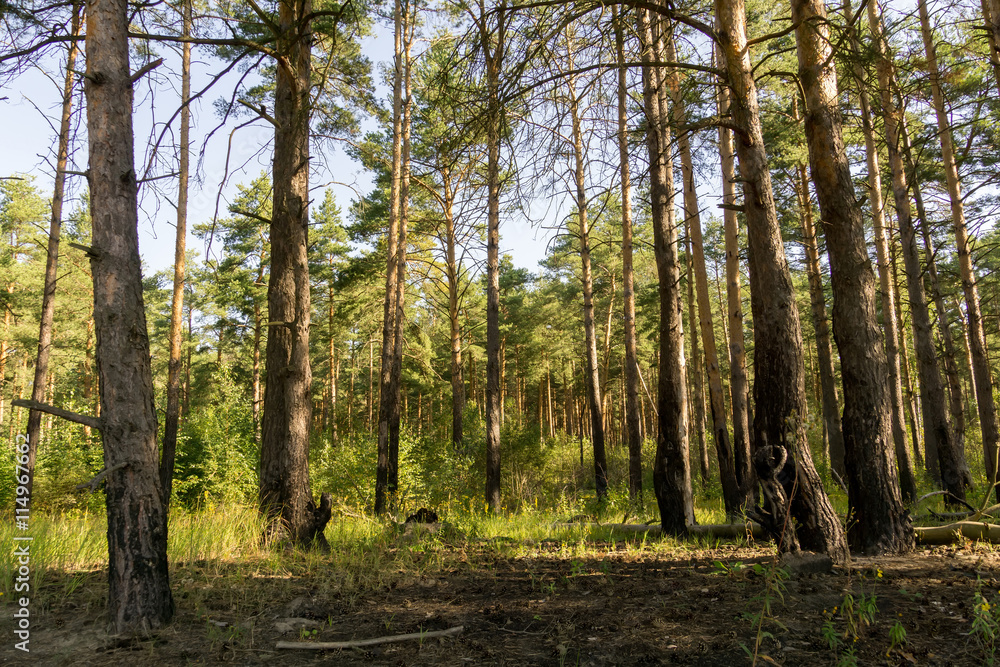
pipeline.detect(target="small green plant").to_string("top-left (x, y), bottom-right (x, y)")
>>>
top-left (821, 568), bottom-right (882, 664)
top-left (971, 583), bottom-right (1000, 665)
top-left (888, 619), bottom-right (907, 654)
top-left (299, 627), bottom-right (319, 640)
top-left (712, 560), bottom-right (745, 578)
top-left (569, 559), bottom-right (584, 578)
top-left (739, 560), bottom-right (790, 665)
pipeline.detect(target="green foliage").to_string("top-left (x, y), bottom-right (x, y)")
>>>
top-left (972, 582), bottom-right (1000, 665)
top-left (173, 366), bottom-right (258, 506)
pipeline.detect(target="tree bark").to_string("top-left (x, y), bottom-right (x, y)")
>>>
top-left (919, 0), bottom-right (1000, 499)
top-left (716, 0), bottom-right (848, 563)
top-left (481, 0), bottom-right (505, 512)
top-left (259, 0), bottom-right (331, 544)
top-left (375, 0), bottom-right (405, 516)
top-left (614, 5), bottom-right (643, 501)
top-left (666, 26), bottom-right (736, 509)
top-left (160, 0), bottom-right (191, 509)
top-left (715, 45), bottom-right (753, 502)
top-left (984, 0), bottom-right (1000, 98)
top-left (25, 0), bottom-right (82, 509)
top-left (443, 171), bottom-right (466, 451)
top-left (793, 0), bottom-right (913, 554)
top-left (84, 0), bottom-right (173, 630)
top-left (565, 30), bottom-right (608, 499)
top-left (686, 232), bottom-right (710, 487)
top-left (867, 0), bottom-right (965, 505)
top-left (843, 0), bottom-right (916, 502)
top-left (793, 161), bottom-right (845, 479)
top-left (639, 9), bottom-right (693, 535)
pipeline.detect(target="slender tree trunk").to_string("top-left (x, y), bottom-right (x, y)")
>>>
top-left (25, 1), bottom-right (82, 509)
top-left (443, 172), bottom-right (465, 450)
top-left (614, 5), bottom-right (643, 501)
top-left (666, 26), bottom-right (736, 509)
top-left (868, 0), bottom-right (965, 504)
top-left (716, 0), bottom-right (848, 563)
top-left (715, 46), bottom-right (753, 502)
top-left (565, 33), bottom-right (608, 498)
top-left (843, 0), bottom-right (916, 502)
top-left (686, 235), bottom-right (709, 487)
top-left (793, 161), bottom-right (845, 479)
top-left (252, 296), bottom-right (263, 443)
top-left (84, 0), bottom-right (174, 629)
top-left (639, 10), bottom-right (693, 535)
top-left (375, 0), bottom-right (405, 516)
top-left (892, 246), bottom-right (923, 467)
top-left (481, 0), bottom-right (505, 512)
top-left (920, 0), bottom-right (1000, 498)
top-left (793, 0), bottom-right (913, 553)
top-left (259, 0), bottom-right (331, 543)
top-left (159, 0), bottom-right (191, 509)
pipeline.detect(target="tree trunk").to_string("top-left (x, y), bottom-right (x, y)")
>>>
top-left (375, 0), bottom-right (405, 516)
top-left (892, 245), bottom-right (923, 467)
top-left (481, 0), bottom-right (505, 512)
top-left (686, 235), bottom-right (710, 487)
top-left (639, 10), bottom-right (693, 535)
top-left (984, 0), bottom-right (1000, 97)
top-left (793, 0), bottom-right (913, 554)
top-left (715, 45), bottom-right (753, 502)
top-left (716, 0), bottom-right (848, 563)
top-left (259, 0), bottom-right (331, 543)
top-left (867, 0), bottom-right (965, 505)
top-left (843, 0), bottom-right (916, 502)
top-left (84, 0), bottom-right (173, 630)
top-left (665, 26), bottom-right (736, 508)
top-left (159, 0), bottom-right (190, 509)
top-left (920, 0), bottom-right (1000, 498)
top-left (793, 161), bottom-right (845, 479)
top-left (444, 171), bottom-right (465, 450)
top-left (565, 32), bottom-right (608, 498)
top-left (614, 5), bottom-right (643, 501)
top-left (25, 0), bottom-right (82, 509)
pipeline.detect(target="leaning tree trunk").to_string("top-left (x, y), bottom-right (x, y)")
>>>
top-left (715, 45), bottom-right (753, 502)
top-left (920, 0), bottom-right (1000, 498)
top-left (375, 0), bottom-right (405, 516)
top-left (614, 5), bottom-right (643, 500)
top-left (867, 0), bottom-right (965, 505)
top-left (639, 9), bottom-right (693, 535)
top-left (259, 0), bottom-right (331, 544)
top-left (566, 34), bottom-right (608, 498)
top-left (25, 0), bottom-right (82, 510)
top-left (793, 160), bottom-right (846, 480)
top-left (84, 0), bottom-right (174, 631)
top-left (843, 0), bottom-right (916, 502)
top-left (665, 25), bottom-right (738, 512)
top-left (793, 0), bottom-right (913, 554)
top-left (716, 0), bottom-right (848, 563)
top-left (160, 0), bottom-right (191, 509)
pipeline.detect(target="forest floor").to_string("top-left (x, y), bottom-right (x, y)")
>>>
top-left (4, 525), bottom-right (1000, 666)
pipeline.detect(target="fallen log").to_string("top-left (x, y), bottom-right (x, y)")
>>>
top-left (275, 625), bottom-right (464, 650)
top-left (552, 523), bottom-right (767, 539)
top-left (914, 521), bottom-right (1000, 545)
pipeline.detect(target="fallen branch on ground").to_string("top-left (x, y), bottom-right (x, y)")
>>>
top-left (275, 625), bottom-right (464, 650)
top-left (914, 521), bottom-right (1000, 545)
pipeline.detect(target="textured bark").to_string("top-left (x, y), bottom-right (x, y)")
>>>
top-left (443, 172), bottom-right (466, 450)
top-left (716, 0), bottom-right (848, 563)
top-left (985, 0), bottom-right (1000, 97)
top-left (85, 0), bottom-right (174, 630)
top-left (715, 49), bottom-right (753, 501)
top-left (566, 34), bottom-right (608, 498)
top-left (687, 234), bottom-right (710, 487)
top-left (259, 0), bottom-right (331, 544)
top-left (867, 0), bottom-right (965, 504)
top-left (793, 0), bottom-right (913, 554)
top-left (920, 0), bottom-right (1000, 498)
top-left (793, 162), bottom-right (845, 479)
top-left (25, 1), bottom-right (82, 509)
top-left (666, 26), bottom-right (736, 510)
top-left (160, 0), bottom-right (191, 509)
top-left (481, 0), bottom-right (505, 512)
top-left (639, 10), bottom-right (693, 535)
top-left (375, 0), bottom-right (405, 516)
top-left (892, 247), bottom-right (923, 467)
top-left (614, 5), bottom-right (642, 500)
top-left (843, 0), bottom-right (916, 502)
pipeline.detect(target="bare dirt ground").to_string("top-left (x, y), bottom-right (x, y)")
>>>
top-left (4, 537), bottom-right (1000, 666)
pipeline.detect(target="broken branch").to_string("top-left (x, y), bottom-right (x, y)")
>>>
top-left (12, 399), bottom-right (101, 430)
top-left (275, 625), bottom-right (464, 650)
